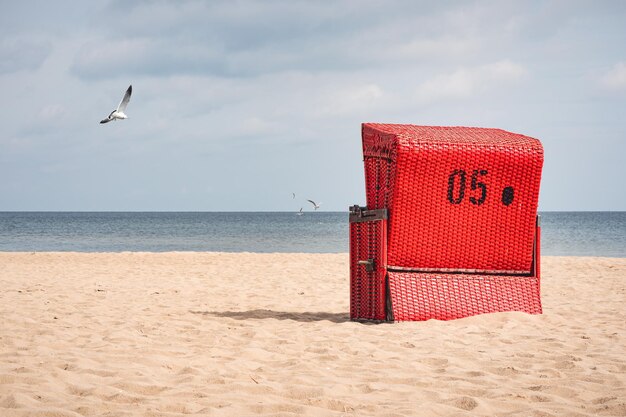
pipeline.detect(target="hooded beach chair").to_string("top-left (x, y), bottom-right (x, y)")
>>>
top-left (349, 123), bottom-right (544, 321)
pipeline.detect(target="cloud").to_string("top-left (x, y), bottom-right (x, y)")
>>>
top-left (318, 83), bottom-right (385, 117)
top-left (601, 62), bottom-right (626, 90)
top-left (484, 60), bottom-right (528, 80)
top-left (69, 1), bottom-right (488, 80)
top-left (415, 60), bottom-right (528, 102)
top-left (38, 104), bottom-right (67, 122)
top-left (239, 116), bottom-right (280, 136)
top-left (71, 38), bottom-right (224, 79)
top-left (0, 37), bottom-right (51, 74)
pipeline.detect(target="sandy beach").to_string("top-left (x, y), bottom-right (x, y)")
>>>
top-left (0, 253), bottom-right (624, 416)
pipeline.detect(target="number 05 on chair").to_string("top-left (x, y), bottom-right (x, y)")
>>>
top-left (350, 123), bottom-right (544, 321)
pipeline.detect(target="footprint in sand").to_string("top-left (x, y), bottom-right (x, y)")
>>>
top-left (447, 396), bottom-right (479, 411)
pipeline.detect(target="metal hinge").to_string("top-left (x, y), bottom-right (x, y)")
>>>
top-left (349, 205), bottom-right (388, 223)
top-left (358, 258), bottom-right (375, 272)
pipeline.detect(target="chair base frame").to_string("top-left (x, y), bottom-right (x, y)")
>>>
top-left (349, 205), bottom-right (542, 322)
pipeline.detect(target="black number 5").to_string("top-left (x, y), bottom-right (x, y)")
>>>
top-left (469, 170), bottom-right (488, 205)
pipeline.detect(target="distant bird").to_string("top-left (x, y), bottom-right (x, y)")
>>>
top-left (297, 207), bottom-right (304, 216)
top-left (292, 192), bottom-right (296, 199)
top-left (100, 85), bottom-right (132, 124)
top-left (307, 199), bottom-right (321, 210)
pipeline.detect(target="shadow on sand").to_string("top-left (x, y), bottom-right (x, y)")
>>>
top-left (189, 309), bottom-right (354, 323)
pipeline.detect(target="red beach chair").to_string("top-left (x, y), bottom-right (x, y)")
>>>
top-left (350, 123), bottom-right (544, 321)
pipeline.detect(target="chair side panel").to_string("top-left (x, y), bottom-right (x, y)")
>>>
top-left (362, 124), bottom-right (397, 211)
top-left (364, 156), bottom-right (395, 211)
top-left (349, 218), bottom-right (388, 320)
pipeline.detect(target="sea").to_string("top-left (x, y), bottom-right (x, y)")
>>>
top-left (0, 212), bottom-right (624, 257)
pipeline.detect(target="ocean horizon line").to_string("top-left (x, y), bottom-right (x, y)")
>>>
top-left (1, 211), bottom-right (624, 256)
top-left (1, 210), bottom-right (625, 213)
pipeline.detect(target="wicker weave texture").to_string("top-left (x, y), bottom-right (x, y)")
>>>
top-left (388, 271), bottom-right (542, 321)
top-left (362, 123), bottom-right (543, 273)
top-left (349, 219), bottom-right (387, 320)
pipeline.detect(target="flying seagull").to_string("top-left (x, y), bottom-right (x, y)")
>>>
top-left (100, 85), bottom-right (132, 124)
top-left (307, 199), bottom-right (321, 210)
top-left (296, 207), bottom-right (304, 216)
top-left (292, 192), bottom-right (296, 199)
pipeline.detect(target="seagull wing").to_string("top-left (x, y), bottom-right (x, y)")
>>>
top-left (117, 85), bottom-right (132, 112)
top-left (100, 110), bottom-right (115, 124)
top-left (307, 199), bottom-right (316, 206)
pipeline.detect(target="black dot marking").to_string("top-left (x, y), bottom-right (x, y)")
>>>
top-left (502, 186), bottom-right (514, 206)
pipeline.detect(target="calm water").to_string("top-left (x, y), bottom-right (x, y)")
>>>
top-left (0, 212), bottom-right (624, 257)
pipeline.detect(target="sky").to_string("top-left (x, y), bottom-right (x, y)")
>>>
top-left (1, 0), bottom-right (625, 212)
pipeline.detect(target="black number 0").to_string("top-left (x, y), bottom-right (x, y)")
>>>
top-left (447, 170), bottom-right (466, 204)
